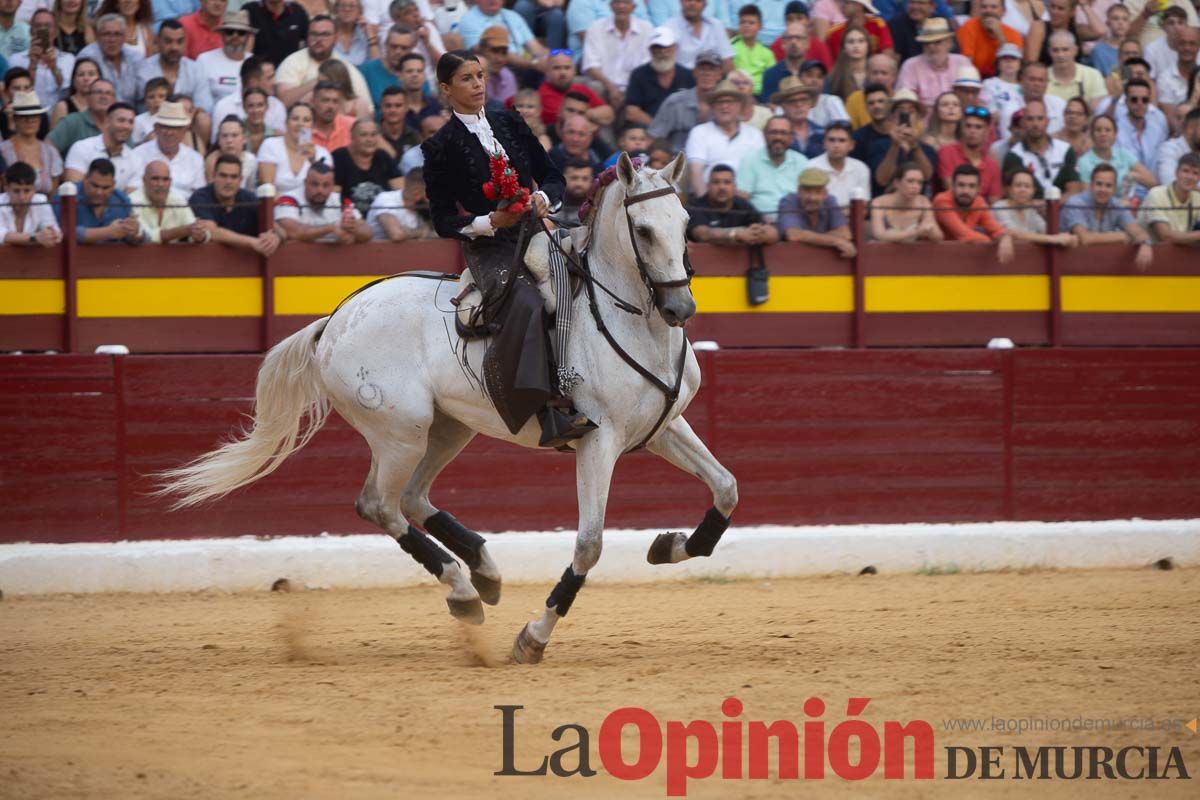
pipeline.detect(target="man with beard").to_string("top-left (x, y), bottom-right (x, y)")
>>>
top-left (1061, 163), bottom-right (1153, 269)
top-left (937, 104), bottom-right (1001, 199)
top-left (624, 26), bottom-right (694, 125)
top-left (276, 14), bottom-right (373, 113)
top-left (896, 17), bottom-right (972, 110)
top-left (358, 24), bottom-right (416, 107)
top-left (366, 166), bottom-right (434, 240)
top-left (332, 118), bottom-right (403, 215)
top-left (556, 158), bottom-right (595, 225)
top-left (130, 159), bottom-right (199, 244)
top-left (189, 153), bottom-right (282, 255)
top-left (932, 163), bottom-right (1014, 263)
top-left (648, 48), bottom-right (721, 150)
top-left (311, 79), bottom-right (357, 151)
top-left (274, 160), bottom-right (372, 243)
top-left (136, 19), bottom-right (215, 118)
top-left (777, 167), bottom-right (857, 258)
top-left (687, 163), bottom-right (778, 244)
top-left (738, 115), bottom-right (808, 214)
top-left (538, 49), bottom-right (613, 127)
top-left (197, 10), bottom-right (255, 107)
top-left (1002, 98), bottom-right (1082, 197)
top-left (63, 100), bottom-right (137, 187)
top-left (771, 76), bottom-right (825, 158)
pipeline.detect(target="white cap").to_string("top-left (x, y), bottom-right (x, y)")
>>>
top-left (649, 26), bottom-right (677, 48)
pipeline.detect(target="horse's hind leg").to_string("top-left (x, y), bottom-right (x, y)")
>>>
top-left (357, 449), bottom-right (484, 624)
top-left (399, 411), bottom-right (503, 605)
top-left (644, 417), bottom-right (739, 565)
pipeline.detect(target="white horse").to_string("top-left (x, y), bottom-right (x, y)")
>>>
top-left (159, 153), bottom-right (738, 664)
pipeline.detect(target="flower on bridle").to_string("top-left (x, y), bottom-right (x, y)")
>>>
top-left (578, 156), bottom-right (645, 221)
top-left (482, 150), bottom-right (531, 214)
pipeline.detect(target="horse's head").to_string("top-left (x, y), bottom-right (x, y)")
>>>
top-left (613, 151), bottom-right (695, 327)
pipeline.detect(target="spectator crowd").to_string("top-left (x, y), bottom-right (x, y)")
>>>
top-left (1, 0), bottom-right (1198, 260)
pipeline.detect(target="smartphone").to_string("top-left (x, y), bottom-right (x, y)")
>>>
top-left (298, 127), bottom-right (312, 147)
top-left (898, 111), bottom-right (911, 126)
top-left (34, 27), bottom-right (50, 50)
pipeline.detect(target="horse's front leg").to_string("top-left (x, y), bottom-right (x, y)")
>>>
top-left (644, 416), bottom-right (738, 565)
top-left (512, 430), bottom-right (621, 665)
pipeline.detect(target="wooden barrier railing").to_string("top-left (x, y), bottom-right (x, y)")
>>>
top-left (3, 197), bottom-right (1198, 353)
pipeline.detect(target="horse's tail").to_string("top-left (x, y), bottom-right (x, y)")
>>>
top-left (157, 318), bottom-right (331, 509)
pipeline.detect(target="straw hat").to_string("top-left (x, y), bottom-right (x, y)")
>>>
top-left (889, 88), bottom-right (922, 109)
top-left (769, 75), bottom-right (819, 105)
top-left (798, 167), bottom-right (829, 188)
top-left (915, 18), bottom-right (954, 42)
top-left (153, 101), bottom-right (192, 127)
top-left (707, 79), bottom-right (751, 105)
top-left (215, 10), bottom-right (255, 33)
top-left (9, 90), bottom-right (47, 116)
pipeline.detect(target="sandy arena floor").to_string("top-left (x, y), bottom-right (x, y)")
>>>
top-left (1, 568), bottom-right (1198, 799)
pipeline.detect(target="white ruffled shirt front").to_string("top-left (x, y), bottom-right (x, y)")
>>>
top-left (453, 109), bottom-right (549, 238)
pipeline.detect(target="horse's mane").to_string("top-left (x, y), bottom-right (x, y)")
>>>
top-left (578, 157), bottom-right (647, 226)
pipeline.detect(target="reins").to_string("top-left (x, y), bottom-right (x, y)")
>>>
top-left (538, 179), bottom-right (694, 451)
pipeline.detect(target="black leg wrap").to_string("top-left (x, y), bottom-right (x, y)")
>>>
top-left (545, 566), bottom-right (587, 617)
top-left (684, 507), bottom-right (731, 558)
top-left (397, 526), bottom-right (455, 577)
top-left (424, 511), bottom-right (486, 571)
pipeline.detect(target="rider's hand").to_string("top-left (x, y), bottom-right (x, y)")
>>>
top-left (532, 193), bottom-right (549, 219)
top-left (489, 208), bottom-right (523, 229)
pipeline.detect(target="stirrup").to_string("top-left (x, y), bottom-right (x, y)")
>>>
top-left (537, 404), bottom-right (598, 449)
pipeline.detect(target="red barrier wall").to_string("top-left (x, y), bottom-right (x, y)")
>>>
top-left (3, 349), bottom-right (1198, 544)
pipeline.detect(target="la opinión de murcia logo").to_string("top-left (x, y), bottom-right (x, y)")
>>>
top-left (495, 700), bottom-right (1192, 796)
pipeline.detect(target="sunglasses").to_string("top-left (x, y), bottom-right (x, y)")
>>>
top-left (1126, 95), bottom-right (1150, 104)
top-left (963, 106), bottom-right (991, 119)
top-left (549, 48), bottom-right (574, 57)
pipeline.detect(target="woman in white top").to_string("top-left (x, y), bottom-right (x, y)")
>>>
top-left (207, 116), bottom-right (259, 192)
top-left (257, 102), bottom-right (332, 195)
top-left (0, 163), bottom-right (63, 247)
top-left (991, 167), bottom-right (1078, 245)
top-left (95, 0), bottom-right (156, 58)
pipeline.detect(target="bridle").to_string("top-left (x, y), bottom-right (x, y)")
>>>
top-left (540, 177), bottom-right (694, 451)
top-left (622, 185), bottom-right (695, 309)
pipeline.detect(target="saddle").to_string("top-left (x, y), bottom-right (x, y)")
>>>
top-left (453, 226), bottom-right (590, 340)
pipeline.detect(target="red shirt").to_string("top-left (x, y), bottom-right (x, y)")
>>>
top-left (825, 18), bottom-right (895, 56)
top-left (180, 12), bottom-right (223, 60)
top-left (932, 190), bottom-right (1007, 242)
top-left (936, 142), bottom-right (1003, 200)
top-left (771, 38), bottom-right (834, 70)
top-left (538, 81), bottom-right (606, 126)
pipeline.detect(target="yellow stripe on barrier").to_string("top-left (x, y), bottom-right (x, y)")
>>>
top-left (866, 276), bottom-right (1050, 312)
top-left (77, 278), bottom-right (262, 317)
top-left (1062, 276), bottom-right (1200, 313)
top-left (0, 279), bottom-right (66, 315)
top-left (274, 275), bottom-right (391, 315)
top-left (692, 276), bottom-right (855, 313)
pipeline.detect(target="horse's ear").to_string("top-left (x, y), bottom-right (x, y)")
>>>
top-left (616, 151), bottom-right (637, 188)
top-left (662, 151), bottom-right (687, 188)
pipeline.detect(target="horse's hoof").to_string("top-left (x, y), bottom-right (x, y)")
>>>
top-left (511, 622), bottom-right (546, 665)
top-left (647, 531), bottom-right (686, 565)
top-left (471, 571), bottom-right (502, 606)
top-left (447, 595), bottom-right (485, 625)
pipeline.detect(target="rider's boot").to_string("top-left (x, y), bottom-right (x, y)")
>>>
top-left (537, 395), bottom-right (597, 449)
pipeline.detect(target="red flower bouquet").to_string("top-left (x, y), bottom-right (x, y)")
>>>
top-left (482, 151), bottom-right (531, 215)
